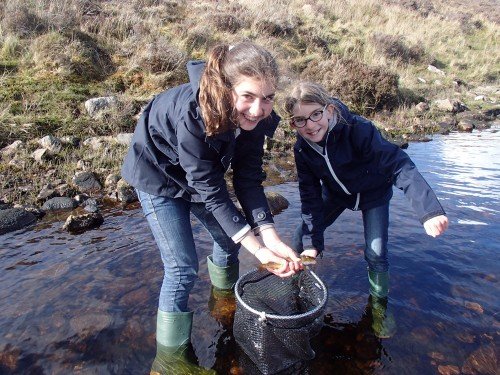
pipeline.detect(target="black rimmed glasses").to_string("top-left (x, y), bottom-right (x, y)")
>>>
top-left (290, 105), bottom-right (327, 128)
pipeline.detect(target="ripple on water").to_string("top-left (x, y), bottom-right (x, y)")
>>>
top-left (0, 127), bottom-right (499, 374)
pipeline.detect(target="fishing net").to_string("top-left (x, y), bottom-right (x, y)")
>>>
top-left (233, 268), bottom-right (328, 375)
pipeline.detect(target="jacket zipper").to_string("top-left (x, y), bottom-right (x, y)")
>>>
top-left (305, 130), bottom-right (361, 210)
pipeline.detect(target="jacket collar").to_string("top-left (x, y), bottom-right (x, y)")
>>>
top-left (187, 60), bottom-right (205, 105)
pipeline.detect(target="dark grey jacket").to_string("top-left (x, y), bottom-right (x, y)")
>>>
top-left (121, 61), bottom-right (279, 241)
top-left (295, 99), bottom-right (446, 251)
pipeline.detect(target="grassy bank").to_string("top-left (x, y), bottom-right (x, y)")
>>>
top-left (0, 0), bottom-right (499, 206)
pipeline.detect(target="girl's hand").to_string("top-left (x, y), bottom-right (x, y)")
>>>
top-left (264, 240), bottom-right (302, 273)
top-left (300, 249), bottom-right (318, 259)
top-left (254, 247), bottom-right (297, 277)
top-left (259, 227), bottom-right (302, 272)
top-left (423, 215), bottom-right (449, 237)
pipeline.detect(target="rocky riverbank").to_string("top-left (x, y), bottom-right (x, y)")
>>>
top-left (0, 96), bottom-right (498, 236)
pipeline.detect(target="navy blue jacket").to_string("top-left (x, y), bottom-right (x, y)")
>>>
top-left (121, 61), bottom-right (278, 241)
top-left (295, 99), bottom-right (446, 251)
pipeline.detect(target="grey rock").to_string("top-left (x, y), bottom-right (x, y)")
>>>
top-left (433, 99), bottom-right (466, 113)
top-left (0, 208), bottom-right (37, 235)
top-left (105, 173), bottom-right (121, 188)
top-left (37, 185), bottom-right (57, 201)
top-left (31, 148), bottom-right (49, 162)
top-left (484, 108), bottom-right (500, 118)
top-left (116, 133), bottom-right (133, 146)
top-left (60, 136), bottom-right (80, 147)
top-left (38, 135), bottom-right (62, 154)
top-left (74, 194), bottom-right (90, 204)
top-left (266, 191), bottom-right (289, 215)
top-left (42, 197), bottom-right (78, 211)
top-left (117, 180), bottom-right (137, 203)
top-left (0, 201), bottom-right (12, 210)
top-left (63, 212), bottom-right (104, 233)
top-left (82, 136), bottom-right (112, 150)
top-left (72, 171), bottom-right (102, 192)
top-left (84, 96), bottom-right (118, 118)
top-left (457, 121), bottom-right (474, 132)
top-left (8, 157), bottom-right (24, 168)
top-left (415, 102), bottom-right (430, 112)
top-left (83, 198), bottom-right (99, 213)
top-left (1, 140), bottom-right (23, 157)
top-left (427, 65), bottom-right (445, 75)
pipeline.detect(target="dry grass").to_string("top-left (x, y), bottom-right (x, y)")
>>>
top-left (301, 56), bottom-right (401, 113)
top-left (30, 31), bottom-right (114, 81)
top-left (0, 0), bottom-right (498, 205)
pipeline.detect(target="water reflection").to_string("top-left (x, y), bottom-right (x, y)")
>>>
top-left (1, 127), bottom-right (499, 374)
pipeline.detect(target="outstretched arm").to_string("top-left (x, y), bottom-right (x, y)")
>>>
top-left (423, 215), bottom-right (449, 237)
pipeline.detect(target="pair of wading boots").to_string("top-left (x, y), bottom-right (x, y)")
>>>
top-left (150, 255), bottom-right (238, 375)
top-left (368, 270), bottom-right (397, 338)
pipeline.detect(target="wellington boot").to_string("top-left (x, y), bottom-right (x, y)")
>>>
top-left (368, 270), bottom-right (389, 299)
top-left (152, 310), bottom-right (216, 375)
top-left (207, 255), bottom-right (239, 290)
top-left (370, 296), bottom-right (397, 339)
top-left (208, 285), bottom-right (236, 327)
top-left (150, 342), bottom-right (216, 375)
top-left (156, 310), bottom-right (193, 348)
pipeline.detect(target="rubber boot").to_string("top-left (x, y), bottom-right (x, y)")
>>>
top-left (206, 255), bottom-right (239, 290)
top-left (368, 270), bottom-right (397, 338)
top-left (208, 285), bottom-right (236, 328)
top-left (151, 311), bottom-right (216, 375)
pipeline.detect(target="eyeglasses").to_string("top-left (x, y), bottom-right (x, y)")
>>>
top-left (290, 105), bottom-right (327, 128)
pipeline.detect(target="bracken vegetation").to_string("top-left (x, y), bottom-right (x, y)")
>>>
top-left (0, 0), bottom-right (499, 205)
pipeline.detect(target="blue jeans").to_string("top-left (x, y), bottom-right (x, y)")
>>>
top-left (137, 190), bottom-right (240, 312)
top-left (293, 193), bottom-right (389, 273)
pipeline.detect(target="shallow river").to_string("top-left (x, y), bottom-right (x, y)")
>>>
top-left (1, 126), bottom-right (499, 374)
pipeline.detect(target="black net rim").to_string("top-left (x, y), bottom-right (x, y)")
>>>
top-left (234, 269), bottom-right (328, 321)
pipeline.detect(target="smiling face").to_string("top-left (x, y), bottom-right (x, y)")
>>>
top-left (232, 77), bottom-right (275, 131)
top-left (291, 102), bottom-right (335, 143)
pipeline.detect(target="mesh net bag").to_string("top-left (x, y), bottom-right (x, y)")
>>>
top-left (233, 268), bottom-right (328, 375)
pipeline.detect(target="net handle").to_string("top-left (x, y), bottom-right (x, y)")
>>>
top-left (234, 269), bottom-right (328, 322)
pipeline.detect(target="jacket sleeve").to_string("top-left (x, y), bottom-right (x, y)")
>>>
top-left (351, 113), bottom-right (446, 223)
top-left (177, 114), bottom-right (250, 241)
top-left (295, 147), bottom-right (326, 252)
top-left (231, 117), bottom-right (276, 230)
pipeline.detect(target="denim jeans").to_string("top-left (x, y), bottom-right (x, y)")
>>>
top-left (136, 189), bottom-right (240, 312)
top-left (293, 191), bottom-right (389, 273)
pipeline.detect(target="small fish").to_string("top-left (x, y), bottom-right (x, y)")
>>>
top-left (259, 261), bottom-right (286, 271)
top-left (260, 255), bottom-right (317, 271)
top-left (299, 255), bottom-right (317, 266)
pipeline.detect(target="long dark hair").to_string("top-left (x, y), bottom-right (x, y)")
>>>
top-left (199, 41), bottom-right (279, 136)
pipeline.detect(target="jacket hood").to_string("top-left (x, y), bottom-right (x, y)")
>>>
top-left (186, 60), bottom-right (206, 103)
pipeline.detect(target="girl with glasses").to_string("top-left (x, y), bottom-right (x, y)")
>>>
top-left (122, 41), bottom-right (301, 372)
top-left (283, 81), bottom-right (448, 338)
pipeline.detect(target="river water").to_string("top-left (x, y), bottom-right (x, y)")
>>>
top-left (1, 126), bottom-right (499, 374)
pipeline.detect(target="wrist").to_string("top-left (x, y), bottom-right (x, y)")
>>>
top-left (249, 245), bottom-right (263, 256)
top-left (253, 223), bottom-right (275, 235)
